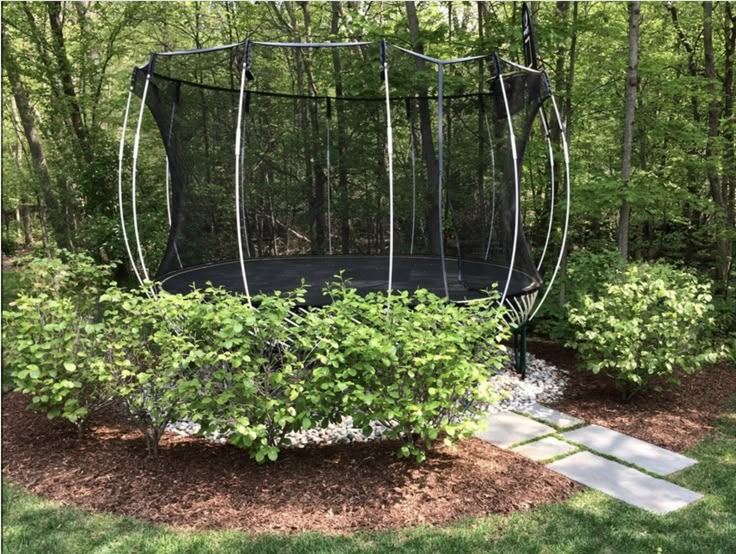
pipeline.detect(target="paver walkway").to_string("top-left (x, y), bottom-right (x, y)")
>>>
top-left (511, 436), bottom-right (578, 461)
top-left (562, 424), bottom-right (697, 476)
top-left (548, 452), bottom-right (703, 514)
top-left (477, 412), bottom-right (554, 448)
top-left (518, 402), bottom-right (584, 429)
top-left (476, 404), bottom-right (702, 514)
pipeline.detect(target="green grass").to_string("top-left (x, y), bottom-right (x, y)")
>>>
top-left (3, 401), bottom-right (735, 554)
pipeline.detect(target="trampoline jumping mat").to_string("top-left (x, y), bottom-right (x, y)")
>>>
top-left (159, 255), bottom-right (540, 305)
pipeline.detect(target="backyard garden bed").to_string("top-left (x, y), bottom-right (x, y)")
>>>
top-left (530, 340), bottom-right (736, 452)
top-left (1, 392), bottom-right (578, 534)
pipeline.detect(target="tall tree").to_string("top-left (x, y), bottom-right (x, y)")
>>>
top-left (704, 1), bottom-right (730, 287)
top-left (405, 1), bottom-right (441, 254)
top-left (618, 1), bottom-right (641, 260)
top-left (2, 27), bottom-right (69, 249)
top-left (47, 1), bottom-right (91, 162)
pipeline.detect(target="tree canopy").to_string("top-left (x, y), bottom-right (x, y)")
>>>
top-left (2, 1), bottom-right (734, 300)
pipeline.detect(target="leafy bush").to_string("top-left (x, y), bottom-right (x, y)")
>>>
top-left (180, 286), bottom-right (313, 463)
top-left (2, 236), bottom-right (19, 256)
top-left (2, 251), bottom-right (116, 433)
top-left (301, 279), bottom-right (510, 462)
top-left (100, 287), bottom-right (199, 455)
top-left (3, 253), bottom-right (510, 463)
top-left (568, 262), bottom-right (719, 398)
top-left (534, 249), bottom-right (625, 341)
top-left (2, 293), bottom-right (112, 435)
top-left (19, 249), bottom-right (115, 316)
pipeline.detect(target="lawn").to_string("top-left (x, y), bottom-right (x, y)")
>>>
top-left (3, 400), bottom-right (735, 554)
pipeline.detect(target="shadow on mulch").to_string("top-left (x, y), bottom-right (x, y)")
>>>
top-left (1, 393), bottom-right (578, 534)
top-left (529, 339), bottom-right (736, 452)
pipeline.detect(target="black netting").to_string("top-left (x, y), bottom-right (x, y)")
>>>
top-left (128, 41), bottom-right (550, 303)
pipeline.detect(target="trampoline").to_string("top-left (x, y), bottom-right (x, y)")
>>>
top-left (159, 256), bottom-right (540, 306)
top-left (118, 3), bottom-right (569, 331)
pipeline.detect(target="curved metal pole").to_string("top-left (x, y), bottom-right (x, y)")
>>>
top-left (238, 96), bottom-right (252, 259)
top-left (437, 63), bottom-right (449, 298)
top-left (530, 92), bottom-right (570, 321)
top-left (130, 66), bottom-right (153, 282)
top-left (536, 107), bottom-right (556, 271)
top-left (117, 87), bottom-right (145, 287)
top-left (164, 102), bottom-right (183, 269)
top-left (234, 41), bottom-right (252, 304)
top-left (382, 41), bottom-right (395, 293)
top-left (326, 105), bottom-right (333, 255)
top-left (497, 69), bottom-right (520, 305)
top-left (408, 101), bottom-right (417, 256)
top-left (483, 101), bottom-right (497, 261)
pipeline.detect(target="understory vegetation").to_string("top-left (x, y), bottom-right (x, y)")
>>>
top-left (2, 253), bottom-right (510, 461)
top-left (535, 249), bottom-right (726, 396)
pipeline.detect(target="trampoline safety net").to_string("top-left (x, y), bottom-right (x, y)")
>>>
top-left (121, 10), bottom-right (567, 311)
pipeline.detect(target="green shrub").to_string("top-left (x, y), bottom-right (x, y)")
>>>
top-left (19, 250), bottom-right (115, 316)
top-left (568, 262), bottom-right (719, 398)
top-left (100, 287), bottom-right (199, 456)
top-left (2, 293), bottom-right (112, 435)
top-left (180, 286), bottom-right (313, 463)
top-left (534, 249), bottom-right (625, 341)
top-left (2, 236), bottom-right (19, 256)
top-left (301, 279), bottom-right (509, 462)
top-left (2, 252), bottom-right (116, 433)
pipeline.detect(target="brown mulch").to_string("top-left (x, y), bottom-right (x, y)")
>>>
top-left (529, 339), bottom-right (736, 452)
top-left (1, 393), bottom-right (578, 534)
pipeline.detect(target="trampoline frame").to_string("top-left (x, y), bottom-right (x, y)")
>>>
top-left (117, 4), bottom-right (570, 332)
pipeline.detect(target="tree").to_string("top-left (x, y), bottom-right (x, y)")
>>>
top-left (618, 1), bottom-right (641, 260)
top-left (2, 26), bottom-right (69, 249)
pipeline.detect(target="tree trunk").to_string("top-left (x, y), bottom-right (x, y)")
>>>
top-left (47, 1), bottom-right (91, 162)
top-left (406, 1), bottom-right (441, 255)
top-left (331, 3), bottom-right (351, 254)
top-left (2, 28), bottom-right (70, 249)
top-left (618, 1), bottom-right (641, 261)
top-left (299, 2), bottom-right (327, 253)
top-left (721, 2), bottom-right (735, 293)
top-left (704, 1), bottom-right (730, 287)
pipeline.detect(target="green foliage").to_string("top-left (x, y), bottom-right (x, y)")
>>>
top-left (100, 287), bottom-right (198, 456)
top-left (18, 249), bottom-right (115, 316)
top-left (181, 286), bottom-right (312, 463)
top-left (2, 236), bottom-right (19, 256)
top-left (2, 251), bottom-right (116, 432)
top-left (568, 262), bottom-right (719, 398)
top-left (535, 249), bottom-right (626, 341)
top-left (301, 278), bottom-right (510, 463)
top-left (2, 293), bottom-right (111, 434)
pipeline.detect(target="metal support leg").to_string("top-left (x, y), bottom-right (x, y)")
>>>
top-left (513, 323), bottom-right (528, 379)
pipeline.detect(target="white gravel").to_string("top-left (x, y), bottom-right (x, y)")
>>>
top-left (166, 350), bottom-right (568, 447)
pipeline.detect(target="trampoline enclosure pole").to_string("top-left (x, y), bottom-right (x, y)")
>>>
top-left (437, 63), bottom-right (449, 298)
top-left (530, 82), bottom-right (571, 321)
top-left (130, 55), bottom-right (156, 283)
top-left (381, 40), bottom-right (395, 293)
top-left (117, 74), bottom-right (145, 288)
top-left (495, 55), bottom-right (520, 305)
top-left (536, 106), bottom-right (556, 272)
top-left (234, 40), bottom-right (253, 303)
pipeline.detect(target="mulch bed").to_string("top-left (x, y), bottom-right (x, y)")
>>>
top-left (1, 393), bottom-right (578, 534)
top-left (529, 340), bottom-right (736, 452)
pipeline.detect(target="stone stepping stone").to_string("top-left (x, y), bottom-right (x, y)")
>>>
top-left (476, 412), bottom-right (554, 448)
top-left (548, 451), bottom-right (703, 514)
top-left (512, 436), bottom-right (578, 461)
top-left (562, 425), bottom-right (697, 476)
top-left (518, 402), bottom-right (584, 429)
